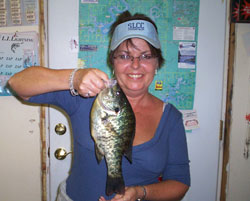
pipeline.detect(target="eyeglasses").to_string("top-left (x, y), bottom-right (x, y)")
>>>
top-left (113, 54), bottom-right (157, 64)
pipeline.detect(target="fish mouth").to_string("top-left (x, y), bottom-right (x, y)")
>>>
top-left (98, 79), bottom-right (121, 114)
top-left (104, 79), bottom-right (117, 88)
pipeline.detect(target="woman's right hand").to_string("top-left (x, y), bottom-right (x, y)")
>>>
top-left (8, 66), bottom-right (109, 100)
top-left (73, 68), bottom-right (109, 98)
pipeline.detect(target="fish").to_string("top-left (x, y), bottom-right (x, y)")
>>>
top-left (90, 79), bottom-right (136, 196)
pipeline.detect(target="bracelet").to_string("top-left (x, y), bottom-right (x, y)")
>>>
top-left (69, 67), bottom-right (83, 96)
top-left (137, 185), bottom-right (147, 201)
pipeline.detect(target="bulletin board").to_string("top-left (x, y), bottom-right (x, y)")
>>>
top-left (0, 0), bottom-right (38, 27)
top-left (0, 0), bottom-right (39, 96)
top-left (78, 0), bottom-right (200, 110)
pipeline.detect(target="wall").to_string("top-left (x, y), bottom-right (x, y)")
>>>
top-left (227, 23), bottom-right (250, 201)
top-left (0, 27), bottom-right (42, 200)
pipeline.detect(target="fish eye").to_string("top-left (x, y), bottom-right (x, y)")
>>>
top-left (114, 107), bottom-right (120, 113)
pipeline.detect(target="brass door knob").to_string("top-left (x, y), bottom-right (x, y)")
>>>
top-left (55, 123), bottom-right (67, 135)
top-left (54, 148), bottom-right (72, 160)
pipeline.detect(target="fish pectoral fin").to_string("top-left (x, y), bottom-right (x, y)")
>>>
top-left (95, 144), bottom-right (104, 164)
top-left (101, 114), bottom-right (116, 126)
top-left (124, 146), bottom-right (133, 164)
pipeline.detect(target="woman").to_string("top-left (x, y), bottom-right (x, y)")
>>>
top-left (8, 11), bottom-right (190, 201)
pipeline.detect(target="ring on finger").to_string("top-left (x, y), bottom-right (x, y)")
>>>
top-left (85, 91), bottom-right (90, 97)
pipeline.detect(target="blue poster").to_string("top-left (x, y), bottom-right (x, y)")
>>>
top-left (78, 0), bottom-right (200, 110)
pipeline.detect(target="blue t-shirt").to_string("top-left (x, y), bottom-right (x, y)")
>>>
top-left (29, 90), bottom-right (190, 201)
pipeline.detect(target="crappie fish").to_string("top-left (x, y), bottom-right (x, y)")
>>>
top-left (90, 79), bottom-right (135, 196)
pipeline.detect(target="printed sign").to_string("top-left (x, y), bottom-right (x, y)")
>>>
top-left (0, 31), bottom-right (39, 96)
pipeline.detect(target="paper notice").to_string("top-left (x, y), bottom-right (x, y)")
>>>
top-left (181, 110), bottom-right (200, 130)
top-left (173, 27), bottom-right (195, 41)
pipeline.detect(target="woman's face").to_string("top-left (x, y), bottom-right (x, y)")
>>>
top-left (113, 38), bottom-right (159, 97)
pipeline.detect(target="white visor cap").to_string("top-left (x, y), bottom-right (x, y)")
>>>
top-left (110, 20), bottom-right (161, 51)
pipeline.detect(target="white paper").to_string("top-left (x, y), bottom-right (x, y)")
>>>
top-left (181, 109), bottom-right (200, 130)
top-left (173, 26), bottom-right (195, 41)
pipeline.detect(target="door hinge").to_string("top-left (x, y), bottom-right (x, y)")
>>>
top-left (48, 147), bottom-right (50, 158)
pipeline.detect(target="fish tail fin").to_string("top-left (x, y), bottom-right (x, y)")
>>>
top-left (106, 175), bottom-right (125, 196)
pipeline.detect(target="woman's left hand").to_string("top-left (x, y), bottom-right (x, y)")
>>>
top-left (99, 186), bottom-right (140, 201)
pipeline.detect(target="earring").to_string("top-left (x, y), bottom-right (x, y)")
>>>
top-left (112, 69), bottom-right (116, 78)
top-left (155, 69), bottom-right (158, 75)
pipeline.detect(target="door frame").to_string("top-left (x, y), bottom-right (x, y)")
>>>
top-left (219, 0), bottom-right (236, 199)
top-left (38, 0), bottom-right (49, 200)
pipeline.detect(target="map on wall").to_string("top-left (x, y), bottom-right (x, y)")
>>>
top-left (78, 0), bottom-right (200, 110)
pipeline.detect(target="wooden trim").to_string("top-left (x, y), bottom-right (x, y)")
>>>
top-left (220, 22), bottom-right (235, 201)
top-left (40, 106), bottom-right (47, 201)
top-left (38, 0), bottom-right (47, 200)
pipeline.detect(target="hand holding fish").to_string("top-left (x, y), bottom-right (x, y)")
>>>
top-left (99, 186), bottom-right (142, 201)
top-left (73, 68), bottom-right (109, 97)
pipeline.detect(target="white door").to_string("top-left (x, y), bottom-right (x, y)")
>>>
top-left (46, 0), bottom-right (226, 201)
top-left (47, 1), bottom-right (79, 200)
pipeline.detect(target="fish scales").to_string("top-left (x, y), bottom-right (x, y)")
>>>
top-left (90, 79), bottom-right (135, 196)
